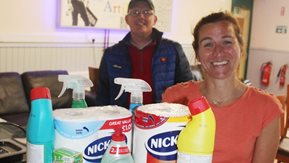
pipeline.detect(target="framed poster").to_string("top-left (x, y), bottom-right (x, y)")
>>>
top-left (58, 0), bottom-right (173, 31)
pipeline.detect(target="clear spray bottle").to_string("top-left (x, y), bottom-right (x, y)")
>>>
top-left (101, 128), bottom-right (134, 163)
top-left (114, 77), bottom-right (152, 113)
top-left (58, 75), bottom-right (93, 108)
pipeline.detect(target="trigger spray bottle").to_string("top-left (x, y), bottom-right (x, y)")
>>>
top-left (58, 75), bottom-right (93, 108)
top-left (177, 96), bottom-right (216, 163)
top-left (114, 77), bottom-right (152, 113)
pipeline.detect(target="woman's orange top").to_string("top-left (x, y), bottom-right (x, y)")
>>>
top-left (162, 81), bottom-right (283, 163)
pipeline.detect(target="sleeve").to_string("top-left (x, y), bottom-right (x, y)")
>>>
top-left (174, 42), bottom-right (196, 83)
top-left (162, 83), bottom-right (190, 105)
top-left (262, 95), bottom-right (283, 129)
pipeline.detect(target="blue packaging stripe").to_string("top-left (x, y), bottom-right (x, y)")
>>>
top-left (54, 120), bottom-right (106, 139)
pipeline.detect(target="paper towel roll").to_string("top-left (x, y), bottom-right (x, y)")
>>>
top-left (53, 106), bottom-right (132, 163)
top-left (133, 103), bottom-right (190, 163)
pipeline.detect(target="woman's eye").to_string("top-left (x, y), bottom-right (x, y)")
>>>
top-left (203, 42), bottom-right (214, 48)
top-left (223, 40), bottom-right (232, 45)
top-left (222, 38), bottom-right (234, 46)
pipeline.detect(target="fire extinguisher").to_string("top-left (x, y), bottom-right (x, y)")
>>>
top-left (277, 64), bottom-right (288, 87)
top-left (261, 61), bottom-right (272, 86)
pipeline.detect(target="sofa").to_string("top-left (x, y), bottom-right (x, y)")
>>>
top-left (0, 70), bottom-right (96, 126)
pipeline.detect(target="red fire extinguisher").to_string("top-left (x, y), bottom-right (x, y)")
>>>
top-left (261, 61), bottom-right (272, 86)
top-left (277, 64), bottom-right (288, 87)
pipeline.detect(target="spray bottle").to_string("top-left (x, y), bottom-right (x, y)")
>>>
top-left (114, 77), bottom-right (152, 113)
top-left (177, 96), bottom-right (216, 163)
top-left (101, 128), bottom-right (134, 163)
top-left (58, 75), bottom-right (93, 108)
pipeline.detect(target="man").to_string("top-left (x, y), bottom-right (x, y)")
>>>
top-left (95, 0), bottom-right (194, 108)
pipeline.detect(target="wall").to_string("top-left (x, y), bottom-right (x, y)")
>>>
top-left (0, 0), bottom-right (231, 44)
top-left (247, 48), bottom-right (289, 95)
top-left (0, 0), bottom-right (232, 76)
top-left (247, 0), bottom-right (289, 95)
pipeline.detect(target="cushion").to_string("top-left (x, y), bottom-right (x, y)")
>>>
top-left (0, 72), bottom-right (29, 115)
top-left (21, 70), bottom-right (72, 109)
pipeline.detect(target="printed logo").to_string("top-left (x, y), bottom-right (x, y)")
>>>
top-left (83, 136), bottom-right (111, 162)
top-left (109, 146), bottom-right (129, 155)
top-left (135, 111), bottom-right (168, 129)
top-left (145, 130), bottom-right (180, 161)
top-left (160, 57), bottom-right (168, 62)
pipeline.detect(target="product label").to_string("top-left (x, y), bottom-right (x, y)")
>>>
top-left (83, 136), bottom-right (111, 162)
top-left (177, 152), bottom-right (212, 163)
top-left (146, 130), bottom-right (180, 161)
top-left (109, 146), bottom-right (130, 155)
top-left (99, 117), bottom-right (132, 132)
top-left (27, 142), bottom-right (44, 163)
top-left (53, 148), bottom-right (83, 163)
top-left (133, 109), bottom-right (190, 163)
top-left (55, 116), bottom-right (133, 163)
top-left (54, 119), bottom-right (105, 139)
top-left (135, 111), bottom-right (168, 129)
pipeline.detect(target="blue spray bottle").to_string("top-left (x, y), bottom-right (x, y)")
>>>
top-left (114, 77), bottom-right (152, 113)
top-left (26, 87), bottom-right (54, 163)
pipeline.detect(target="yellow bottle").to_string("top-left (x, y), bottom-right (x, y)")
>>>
top-left (177, 96), bottom-right (216, 163)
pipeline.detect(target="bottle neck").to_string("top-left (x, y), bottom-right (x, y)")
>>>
top-left (72, 99), bottom-right (87, 108)
top-left (191, 109), bottom-right (215, 123)
top-left (73, 91), bottom-right (85, 100)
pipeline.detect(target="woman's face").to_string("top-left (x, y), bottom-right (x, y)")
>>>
top-left (197, 21), bottom-right (242, 79)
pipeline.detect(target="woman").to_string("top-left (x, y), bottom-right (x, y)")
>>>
top-left (162, 12), bottom-right (282, 163)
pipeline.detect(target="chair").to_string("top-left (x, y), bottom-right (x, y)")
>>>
top-left (88, 66), bottom-right (99, 92)
top-left (85, 67), bottom-right (99, 106)
top-left (0, 72), bottom-right (30, 126)
top-left (191, 64), bottom-right (203, 81)
top-left (276, 85), bottom-right (289, 162)
top-left (21, 70), bottom-right (72, 109)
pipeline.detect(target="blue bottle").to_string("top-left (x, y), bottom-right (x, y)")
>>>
top-left (26, 87), bottom-right (54, 163)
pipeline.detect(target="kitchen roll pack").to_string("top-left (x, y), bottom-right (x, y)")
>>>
top-left (133, 103), bottom-right (191, 163)
top-left (53, 106), bottom-right (132, 163)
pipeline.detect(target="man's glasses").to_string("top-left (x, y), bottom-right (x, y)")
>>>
top-left (128, 10), bottom-right (154, 17)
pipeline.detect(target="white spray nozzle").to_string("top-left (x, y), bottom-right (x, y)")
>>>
top-left (58, 75), bottom-right (93, 98)
top-left (114, 77), bottom-right (152, 100)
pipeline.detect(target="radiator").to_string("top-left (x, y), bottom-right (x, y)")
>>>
top-left (0, 43), bottom-right (195, 76)
top-left (0, 43), bottom-right (104, 77)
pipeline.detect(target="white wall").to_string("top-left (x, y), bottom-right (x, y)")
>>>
top-left (247, 49), bottom-right (289, 95)
top-left (0, 0), bottom-right (231, 77)
top-left (247, 0), bottom-right (289, 95)
top-left (250, 0), bottom-right (289, 51)
top-left (0, 0), bottom-right (231, 44)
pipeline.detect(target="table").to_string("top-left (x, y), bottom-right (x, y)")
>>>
top-left (0, 119), bottom-right (26, 162)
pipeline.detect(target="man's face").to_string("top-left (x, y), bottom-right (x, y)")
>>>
top-left (125, 2), bottom-right (157, 38)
